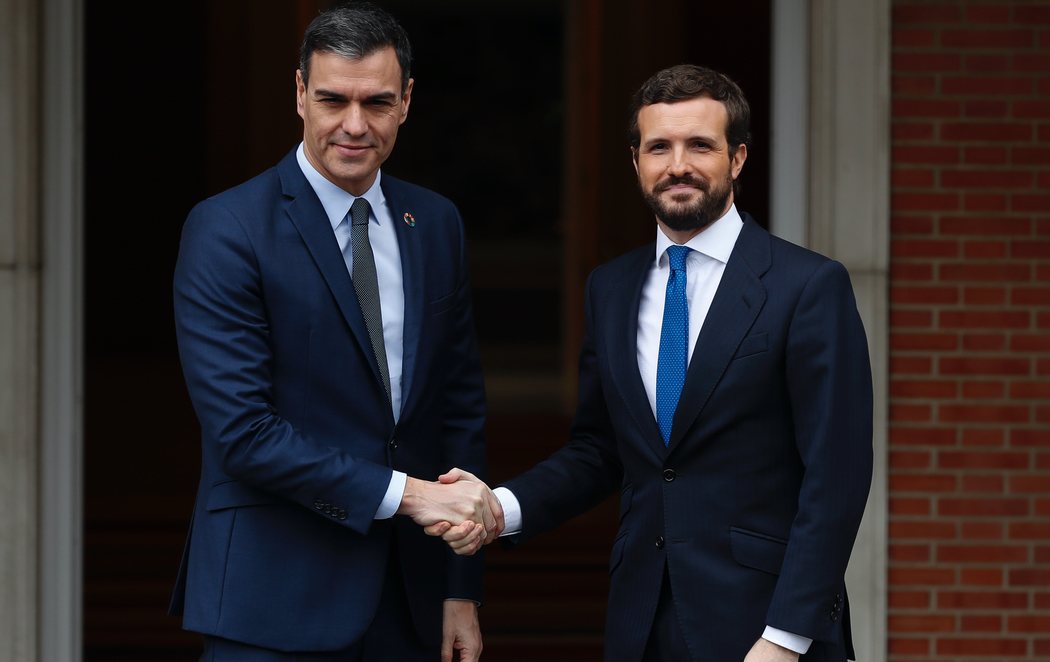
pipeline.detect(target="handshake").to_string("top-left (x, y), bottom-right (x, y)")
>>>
top-left (396, 468), bottom-right (504, 556)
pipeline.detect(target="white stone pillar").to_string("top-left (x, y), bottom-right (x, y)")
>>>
top-left (809, 0), bottom-right (890, 660)
top-left (0, 0), bottom-right (41, 658)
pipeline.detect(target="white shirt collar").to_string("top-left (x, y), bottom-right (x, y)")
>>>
top-left (296, 142), bottom-right (387, 230)
top-left (654, 203), bottom-right (744, 266)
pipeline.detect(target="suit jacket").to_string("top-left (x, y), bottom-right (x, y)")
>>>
top-left (504, 216), bottom-right (873, 662)
top-left (170, 148), bottom-right (487, 651)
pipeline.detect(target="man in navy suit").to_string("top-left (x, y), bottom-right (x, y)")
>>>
top-left (436, 65), bottom-right (873, 661)
top-left (171, 3), bottom-right (503, 660)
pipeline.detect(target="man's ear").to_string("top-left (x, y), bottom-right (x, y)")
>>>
top-left (630, 146), bottom-right (640, 176)
top-left (730, 143), bottom-right (747, 180)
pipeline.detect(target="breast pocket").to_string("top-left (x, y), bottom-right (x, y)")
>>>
top-left (733, 332), bottom-right (768, 360)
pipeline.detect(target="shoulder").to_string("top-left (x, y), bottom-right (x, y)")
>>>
top-left (590, 243), bottom-right (652, 290)
top-left (185, 166), bottom-right (282, 236)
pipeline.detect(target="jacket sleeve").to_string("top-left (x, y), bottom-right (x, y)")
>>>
top-left (173, 199), bottom-right (392, 535)
top-left (765, 259), bottom-right (874, 642)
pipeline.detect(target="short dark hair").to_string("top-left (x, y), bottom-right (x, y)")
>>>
top-left (627, 64), bottom-right (751, 155)
top-left (299, 2), bottom-right (412, 92)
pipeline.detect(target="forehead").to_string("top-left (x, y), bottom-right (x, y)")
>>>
top-left (637, 96), bottom-right (729, 142)
top-left (307, 48), bottom-right (403, 94)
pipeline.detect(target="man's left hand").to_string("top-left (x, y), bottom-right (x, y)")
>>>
top-left (743, 638), bottom-right (800, 662)
top-left (442, 599), bottom-right (482, 662)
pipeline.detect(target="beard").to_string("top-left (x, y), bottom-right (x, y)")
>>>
top-left (641, 172), bottom-right (734, 233)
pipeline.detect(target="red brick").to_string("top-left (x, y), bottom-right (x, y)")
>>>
top-left (890, 449), bottom-right (933, 468)
top-left (891, 333), bottom-right (958, 351)
top-left (893, 122), bottom-right (935, 141)
top-left (938, 591), bottom-right (1028, 609)
top-left (1038, 313), bottom-right (1050, 329)
top-left (1009, 523), bottom-right (1050, 540)
top-left (961, 428), bottom-right (1005, 446)
top-left (942, 76), bottom-right (1034, 96)
top-left (963, 146), bottom-right (1008, 163)
top-left (963, 285), bottom-right (1006, 303)
top-left (891, 262), bottom-right (934, 280)
top-left (892, 169), bottom-right (936, 188)
top-left (1038, 639), bottom-right (1050, 656)
top-left (1013, 240), bottom-right (1050, 258)
top-left (939, 497), bottom-right (1028, 516)
top-left (1041, 124), bottom-right (1050, 142)
top-left (941, 170), bottom-right (1033, 189)
top-left (943, 216), bottom-right (1031, 236)
top-left (1015, 100), bottom-right (1050, 119)
top-left (891, 567), bottom-right (955, 586)
top-left (936, 638), bottom-right (1027, 656)
top-left (967, 4), bottom-right (1011, 22)
top-left (942, 122), bottom-right (1033, 142)
top-left (891, 286), bottom-right (958, 304)
top-left (1012, 429), bottom-right (1050, 447)
top-left (892, 379), bottom-right (956, 398)
top-left (889, 590), bottom-right (929, 607)
top-left (894, 27), bottom-right (937, 48)
top-left (939, 405), bottom-right (1029, 423)
top-left (965, 54), bottom-right (1011, 72)
top-left (894, 99), bottom-right (961, 119)
top-left (893, 192), bottom-right (960, 212)
top-left (891, 356), bottom-right (934, 375)
top-left (893, 239), bottom-right (956, 258)
top-left (1012, 334), bottom-right (1050, 351)
top-left (894, 52), bottom-right (962, 73)
top-left (891, 426), bottom-right (955, 446)
top-left (892, 520), bottom-right (956, 539)
top-left (940, 263), bottom-right (1030, 282)
top-left (961, 568), bottom-right (1003, 586)
top-left (961, 521), bottom-right (1004, 540)
top-left (894, 145), bottom-right (958, 166)
top-left (893, 75), bottom-right (937, 95)
top-left (1013, 287), bottom-right (1050, 305)
top-left (893, 4), bottom-right (962, 24)
top-left (1013, 147), bottom-right (1050, 165)
top-left (1038, 590), bottom-right (1050, 607)
top-left (888, 638), bottom-right (928, 655)
top-left (963, 475), bottom-right (1005, 493)
top-left (892, 403), bottom-right (932, 422)
top-left (1038, 452), bottom-right (1050, 469)
top-left (1010, 568), bottom-right (1050, 585)
top-left (1038, 546), bottom-right (1050, 563)
top-left (890, 474), bottom-right (957, 492)
top-left (1038, 499), bottom-right (1050, 516)
top-left (1040, 405), bottom-right (1050, 423)
top-left (962, 333), bottom-right (1006, 351)
top-left (1011, 381), bottom-right (1050, 399)
top-left (963, 193), bottom-right (1009, 211)
top-left (942, 29), bottom-right (1033, 48)
top-left (963, 99), bottom-right (1009, 118)
top-left (1010, 476), bottom-right (1050, 493)
top-left (940, 310), bottom-right (1029, 329)
top-left (890, 614), bottom-right (956, 632)
top-left (891, 309), bottom-right (933, 327)
top-left (1014, 194), bottom-right (1050, 212)
top-left (1009, 615), bottom-right (1050, 633)
top-left (961, 614), bottom-right (1002, 632)
top-left (941, 356), bottom-right (1028, 375)
top-left (890, 497), bottom-right (930, 515)
top-left (1014, 53), bottom-right (1050, 72)
top-left (1016, 5), bottom-right (1050, 23)
top-left (1041, 266), bottom-right (1050, 282)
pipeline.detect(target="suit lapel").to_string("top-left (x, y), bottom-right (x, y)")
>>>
top-left (277, 153), bottom-right (385, 390)
top-left (606, 245), bottom-right (667, 461)
top-left (382, 177), bottom-right (423, 418)
top-left (667, 218), bottom-right (771, 453)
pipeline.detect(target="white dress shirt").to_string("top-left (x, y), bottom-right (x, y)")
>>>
top-left (494, 205), bottom-right (811, 654)
top-left (296, 144), bottom-right (407, 519)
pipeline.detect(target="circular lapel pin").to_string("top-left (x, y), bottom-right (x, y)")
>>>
top-left (403, 212), bottom-right (416, 227)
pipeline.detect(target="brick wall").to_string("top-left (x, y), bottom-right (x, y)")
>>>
top-left (890, 1), bottom-right (1050, 659)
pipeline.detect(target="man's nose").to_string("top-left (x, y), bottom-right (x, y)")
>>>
top-left (666, 146), bottom-right (690, 176)
top-left (342, 104), bottom-right (368, 136)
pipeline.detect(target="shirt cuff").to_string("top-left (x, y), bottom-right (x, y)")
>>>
top-left (762, 626), bottom-right (812, 654)
top-left (493, 486), bottom-right (522, 536)
top-left (374, 470), bottom-right (407, 519)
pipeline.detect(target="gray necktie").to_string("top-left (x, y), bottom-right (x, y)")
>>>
top-left (349, 197), bottom-right (391, 401)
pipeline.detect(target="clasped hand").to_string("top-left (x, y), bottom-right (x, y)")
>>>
top-left (398, 468), bottom-right (503, 555)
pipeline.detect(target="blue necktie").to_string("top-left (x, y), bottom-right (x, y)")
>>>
top-left (656, 245), bottom-right (691, 446)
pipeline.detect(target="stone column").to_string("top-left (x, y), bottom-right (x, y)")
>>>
top-left (809, 0), bottom-right (891, 660)
top-left (0, 0), bottom-right (41, 658)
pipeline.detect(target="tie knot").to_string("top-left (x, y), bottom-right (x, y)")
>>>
top-left (666, 245), bottom-right (691, 272)
top-left (350, 197), bottom-right (371, 227)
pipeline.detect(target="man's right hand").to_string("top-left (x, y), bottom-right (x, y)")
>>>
top-left (397, 468), bottom-right (505, 543)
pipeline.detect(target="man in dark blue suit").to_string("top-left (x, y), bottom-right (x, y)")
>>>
top-left (171, 4), bottom-right (503, 660)
top-left (436, 65), bottom-right (873, 661)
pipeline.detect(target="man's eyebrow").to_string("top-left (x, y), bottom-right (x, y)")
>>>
top-left (312, 88), bottom-right (347, 100)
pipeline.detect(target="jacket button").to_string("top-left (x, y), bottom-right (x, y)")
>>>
top-left (388, 438), bottom-right (398, 450)
top-left (313, 500), bottom-right (324, 510)
top-left (655, 536), bottom-right (665, 550)
top-left (663, 469), bottom-right (676, 482)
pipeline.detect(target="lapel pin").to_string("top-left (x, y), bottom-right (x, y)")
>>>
top-left (403, 212), bottom-right (416, 227)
